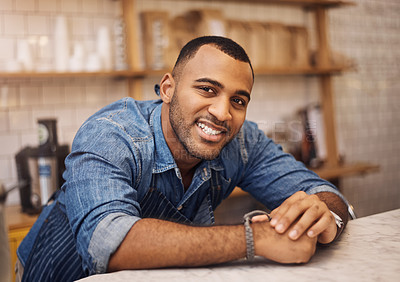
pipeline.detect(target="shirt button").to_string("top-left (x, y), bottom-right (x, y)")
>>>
top-left (177, 205), bottom-right (183, 211)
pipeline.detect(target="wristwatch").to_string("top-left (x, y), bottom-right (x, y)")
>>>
top-left (330, 211), bottom-right (344, 229)
top-left (330, 210), bottom-right (344, 241)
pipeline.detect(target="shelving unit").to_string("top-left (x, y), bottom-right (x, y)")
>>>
top-left (1, 0), bottom-right (378, 182)
top-left (119, 0), bottom-right (378, 181)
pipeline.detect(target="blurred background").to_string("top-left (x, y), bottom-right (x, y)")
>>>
top-left (1, 1), bottom-right (399, 279)
top-left (0, 0), bottom-right (399, 217)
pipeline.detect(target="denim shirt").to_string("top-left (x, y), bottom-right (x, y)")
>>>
top-left (18, 97), bottom-right (346, 275)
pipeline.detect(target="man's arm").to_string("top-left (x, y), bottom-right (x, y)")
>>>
top-left (108, 217), bottom-right (317, 271)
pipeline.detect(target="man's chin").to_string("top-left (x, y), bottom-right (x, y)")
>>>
top-left (189, 148), bottom-right (222, 161)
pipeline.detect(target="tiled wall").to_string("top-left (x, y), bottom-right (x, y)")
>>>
top-left (0, 0), bottom-right (127, 205)
top-left (329, 0), bottom-right (400, 217)
top-left (1, 0), bottom-right (399, 217)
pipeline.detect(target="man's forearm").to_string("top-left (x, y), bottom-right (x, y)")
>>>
top-left (108, 218), bottom-right (247, 271)
top-left (316, 191), bottom-right (349, 227)
top-left (108, 216), bottom-right (318, 272)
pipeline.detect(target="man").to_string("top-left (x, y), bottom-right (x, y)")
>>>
top-left (18, 36), bottom-right (349, 281)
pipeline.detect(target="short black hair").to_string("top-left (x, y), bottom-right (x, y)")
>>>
top-left (172, 36), bottom-right (254, 81)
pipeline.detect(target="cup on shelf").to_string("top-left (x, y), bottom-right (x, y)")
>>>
top-left (69, 43), bottom-right (85, 72)
top-left (86, 53), bottom-right (102, 72)
top-left (54, 15), bottom-right (70, 72)
top-left (17, 39), bottom-right (34, 72)
top-left (96, 26), bottom-right (113, 71)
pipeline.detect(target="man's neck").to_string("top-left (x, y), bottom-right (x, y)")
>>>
top-left (175, 157), bottom-right (201, 191)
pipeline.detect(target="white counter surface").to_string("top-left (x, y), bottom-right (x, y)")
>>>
top-left (78, 209), bottom-right (400, 282)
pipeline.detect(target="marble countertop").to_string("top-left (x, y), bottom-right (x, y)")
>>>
top-left (79, 209), bottom-right (400, 282)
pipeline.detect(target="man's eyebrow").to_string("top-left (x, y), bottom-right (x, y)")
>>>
top-left (194, 78), bottom-right (223, 89)
top-left (194, 77), bottom-right (251, 101)
top-left (237, 90), bottom-right (251, 102)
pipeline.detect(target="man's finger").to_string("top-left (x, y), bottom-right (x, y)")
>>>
top-left (287, 204), bottom-right (324, 240)
top-left (270, 191), bottom-right (307, 228)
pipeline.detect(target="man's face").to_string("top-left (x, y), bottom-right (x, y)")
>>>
top-left (164, 45), bottom-right (253, 161)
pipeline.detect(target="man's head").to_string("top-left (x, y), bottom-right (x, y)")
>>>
top-left (172, 36), bottom-right (254, 84)
top-left (159, 36), bottom-right (254, 163)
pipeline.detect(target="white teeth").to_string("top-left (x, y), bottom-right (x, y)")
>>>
top-left (197, 122), bottom-right (222, 136)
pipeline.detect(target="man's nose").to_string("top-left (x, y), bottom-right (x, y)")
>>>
top-left (208, 97), bottom-right (232, 122)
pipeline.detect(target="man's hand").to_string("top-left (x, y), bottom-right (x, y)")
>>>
top-left (252, 191), bottom-right (338, 244)
top-left (252, 220), bottom-right (318, 264)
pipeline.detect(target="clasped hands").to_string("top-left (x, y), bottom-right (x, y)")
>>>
top-left (251, 191), bottom-right (338, 263)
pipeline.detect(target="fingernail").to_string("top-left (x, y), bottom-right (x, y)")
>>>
top-left (307, 230), bottom-right (314, 237)
top-left (289, 230), bottom-right (298, 239)
top-left (276, 224), bottom-right (284, 233)
top-left (270, 218), bottom-right (277, 226)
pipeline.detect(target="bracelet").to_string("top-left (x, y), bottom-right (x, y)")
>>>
top-left (243, 210), bottom-right (271, 260)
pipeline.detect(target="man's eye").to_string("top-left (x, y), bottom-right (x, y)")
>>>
top-left (199, 86), bottom-right (214, 93)
top-left (233, 98), bottom-right (246, 106)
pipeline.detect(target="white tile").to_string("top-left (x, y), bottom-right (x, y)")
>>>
top-left (54, 108), bottom-right (76, 128)
top-left (5, 190), bottom-right (21, 206)
top-left (16, 0), bottom-right (35, 12)
top-left (0, 0), bottom-right (12, 11)
top-left (64, 84), bottom-right (85, 104)
top-left (61, 0), bottom-right (80, 13)
top-left (71, 17), bottom-right (93, 36)
top-left (37, 0), bottom-right (57, 12)
top-left (0, 38), bottom-right (15, 60)
top-left (0, 85), bottom-right (19, 108)
top-left (4, 14), bottom-right (26, 36)
top-left (42, 85), bottom-right (65, 105)
top-left (20, 130), bottom-right (39, 147)
top-left (0, 111), bottom-right (8, 132)
top-left (0, 158), bottom-right (11, 179)
top-left (27, 15), bottom-right (49, 35)
top-left (86, 83), bottom-right (107, 104)
top-left (9, 109), bottom-right (32, 131)
top-left (93, 18), bottom-right (114, 31)
top-left (75, 106), bottom-right (101, 125)
top-left (20, 85), bottom-right (42, 106)
top-left (82, 0), bottom-right (102, 14)
top-left (103, 0), bottom-right (122, 16)
top-left (0, 134), bottom-right (20, 156)
top-left (0, 15), bottom-right (3, 36)
top-left (8, 157), bottom-right (17, 182)
top-left (106, 81), bottom-right (128, 103)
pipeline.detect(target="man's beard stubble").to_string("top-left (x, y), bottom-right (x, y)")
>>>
top-left (168, 91), bottom-right (233, 161)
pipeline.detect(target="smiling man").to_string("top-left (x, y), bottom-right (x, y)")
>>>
top-left (17, 36), bottom-right (349, 281)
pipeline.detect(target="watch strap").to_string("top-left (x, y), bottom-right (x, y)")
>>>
top-left (243, 210), bottom-right (271, 260)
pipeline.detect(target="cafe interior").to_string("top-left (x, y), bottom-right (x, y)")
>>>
top-left (0, 0), bottom-right (399, 281)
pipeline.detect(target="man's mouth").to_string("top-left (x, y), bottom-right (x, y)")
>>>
top-left (197, 122), bottom-right (223, 136)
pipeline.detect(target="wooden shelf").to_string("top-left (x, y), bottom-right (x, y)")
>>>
top-left (0, 66), bottom-right (353, 79)
top-left (312, 162), bottom-right (380, 180)
top-left (0, 70), bottom-right (148, 79)
top-left (229, 162), bottom-right (379, 198)
top-left (255, 65), bottom-right (353, 75)
top-left (166, 0), bottom-right (355, 9)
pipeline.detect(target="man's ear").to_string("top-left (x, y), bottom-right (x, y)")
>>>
top-left (159, 73), bottom-right (175, 104)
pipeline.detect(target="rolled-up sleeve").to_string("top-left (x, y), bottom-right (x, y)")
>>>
top-left (88, 212), bottom-right (141, 273)
top-left (307, 184), bottom-right (350, 208)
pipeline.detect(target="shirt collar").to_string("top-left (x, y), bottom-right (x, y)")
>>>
top-left (151, 103), bottom-right (177, 173)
